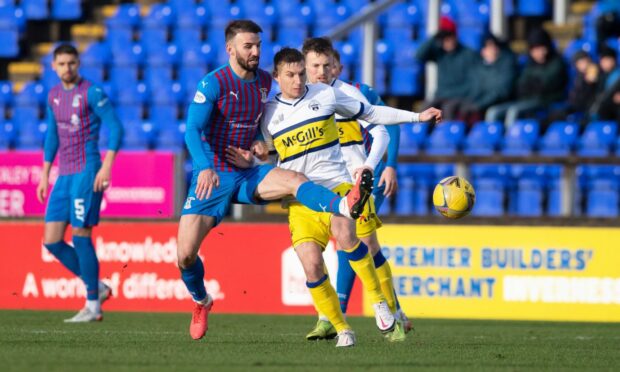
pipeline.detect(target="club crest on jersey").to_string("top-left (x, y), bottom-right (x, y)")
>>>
top-left (308, 100), bottom-right (321, 111)
top-left (184, 196), bottom-right (196, 209)
top-left (72, 94), bottom-right (82, 108)
top-left (193, 91), bottom-right (206, 104)
top-left (53, 98), bottom-right (60, 106)
top-left (260, 88), bottom-right (268, 103)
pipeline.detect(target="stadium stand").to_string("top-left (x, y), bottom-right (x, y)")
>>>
top-left (0, 0), bottom-right (618, 218)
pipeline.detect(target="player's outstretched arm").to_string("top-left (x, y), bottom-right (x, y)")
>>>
top-left (38, 106), bottom-right (59, 203)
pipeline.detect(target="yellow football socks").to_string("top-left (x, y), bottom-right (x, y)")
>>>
top-left (344, 241), bottom-right (385, 305)
top-left (307, 275), bottom-right (350, 332)
top-left (375, 259), bottom-right (397, 313)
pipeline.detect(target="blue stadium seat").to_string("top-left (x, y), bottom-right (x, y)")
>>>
top-left (314, 3), bottom-right (350, 30)
top-left (342, 0), bottom-right (370, 12)
top-left (389, 65), bottom-right (421, 96)
top-left (539, 121), bottom-right (579, 156)
top-left (41, 68), bottom-right (59, 89)
top-left (151, 82), bottom-right (185, 105)
top-left (502, 119), bottom-right (539, 156)
top-left (12, 106), bottom-right (40, 128)
top-left (22, 0), bottom-right (49, 20)
top-left (122, 121), bottom-right (151, 150)
top-left (115, 82), bottom-right (149, 105)
top-left (116, 104), bottom-right (143, 123)
top-left (155, 122), bottom-right (185, 151)
top-left (454, 0), bottom-right (489, 25)
top-left (470, 177), bottom-right (504, 216)
top-left (426, 121), bottom-right (465, 155)
top-left (142, 3), bottom-right (175, 29)
top-left (81, 42), bottom-right (112, 67)
top-left (563, 39), bottom-right (596, 61)
top-left (105, 4), bottom-right (141, 29)
top-left (395, 173), bottom-right (415, 215)
top-left (458, 24), bottom-right (484, 50)
top-left (110, 43), bottom-right (145, 66)
top-left (0, 30), bottom-right (19, 57)
top-left (110, 66), bottom-right (139, 89)
top-left (334, 41), bottom-right (357, 65)
top-left (178, 66), bottom-right (208, 92)
top-left (149, 104), bottom-right (179, 125)
top-left (275, 2), bottom-right (313, 27)
top-left (144, 42), bottom-right (180, 66)
top-left (51, 0), bottom-right (82, 20)
top-left (577, 121), bottom-right (617, 157)
top-left (16, 120), bottom-right (46, 149)
top-left (209, 3), bottom-right (244, 29)
top-left (393, 41), bottom-right (418, 67)
top-left (80, 66), bottom-right (104, 84)
top-left (546, 166), bottom-right (564, 217)
top-left (174, 27), bottom-right (202, 49)
top-left (176, 4), bottom-right (209, 28)
top-left (243, 3), bottom-right (277, 29)
top-left (276, 26), bottom-right (308, 48)
top-left (463, 121), bottom-right (503, 155)
top-left (0, 5), bottom-right (24, 31)
top-left (384, 2), bottom-right (419, 27)
top-left (399, 122), bottom-right (429, 155)
top-left (144, 66), bottom-right (173, 89)
top-left (0, 81), bottom-right (12, 106)
top-left (384, 26), bottom-right (414, 46)
top-left (141, 28), bottom-right (168, 51)
top-left (375, 39), bottom-right (394, 67)
top-left (515, 178), bottom-right (544, 216)
top-left (1, 121), bottom-right (17, 148)
top-left (14, 82), bottom-right (46, 107)
top-left (517, 0), bottom-right (550, 16)
top-left (586, 179), bottom-right (619, 217)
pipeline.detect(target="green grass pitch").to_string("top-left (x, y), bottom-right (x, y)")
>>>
top-left (0, 310), bottom-right (618, 371)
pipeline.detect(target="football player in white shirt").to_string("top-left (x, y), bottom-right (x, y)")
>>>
top-left (226, 47), bottom-right (441, 347)
top-left (302, 37), bottom-right (422, 340)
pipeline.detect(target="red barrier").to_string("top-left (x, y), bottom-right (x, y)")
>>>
top-left (0, 221), bottom-right (362, 315)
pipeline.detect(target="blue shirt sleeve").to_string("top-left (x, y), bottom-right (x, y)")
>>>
top-left (87, 85), bottom-right (124, 152)
top-left (43, 105), bottom-right (59, 163)
top-left (360, 83), bottom-right (400, 169)
top-left (185, 74), bottom-right (220, 171)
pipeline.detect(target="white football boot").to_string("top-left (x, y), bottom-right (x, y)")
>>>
top-left (64, 307), bottom-right (103, 323)
top-left (373, 301), bottom-right (396, 333)
top-left (335, 329), bottom-right (356, 347)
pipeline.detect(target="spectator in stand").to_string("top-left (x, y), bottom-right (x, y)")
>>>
top-left (595, 0), bottom-right (620, 53)
top-left (415, 16), bottom-right (477, 120)
top-left (590, 46), bottom-right (620, 121)
top-left (549, 51), bottom-right (599, 123)
top-left (457, 34), bottom-right (517, 125)
top-left (485, 28), bottom-right (568, 127)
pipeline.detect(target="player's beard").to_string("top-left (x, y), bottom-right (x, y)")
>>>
top-left (61, 71), bottom-right (78, 85)
top-left (237, 55), bottom-right (259, 73)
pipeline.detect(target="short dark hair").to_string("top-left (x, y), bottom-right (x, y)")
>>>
top-left (53, 43), bottom-right (79, 59)
top-left (225, 20), bottom-right (263, 43)
top-left (332, 49), bottom-right (341, 64)
top-left (273, 47), bottom-right (304, 75)
top-left (302, 37), bottom-right (334, 57)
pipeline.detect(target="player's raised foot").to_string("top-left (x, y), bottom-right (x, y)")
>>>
top-left (396, 309), bottom-right (413, 334)
top-left (345, 169), bottom-right (374, 219)
top-left (384, 321), bottom-right (406, 342)
top-left (335, 329), bottom-right (356, 348)
top-left (99, 282), bottom-right (112, 305)
top-left (64, 307), bottom-right (103, 323)
top-left (372, 301), bottom-right (396, 334)
top-left (189, 294), bottom-right (213, 340)
top-left (306, 319), bottom-right (337, 340)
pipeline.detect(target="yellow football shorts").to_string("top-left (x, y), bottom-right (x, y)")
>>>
top-left (288, 182), bottom-right (382, 248)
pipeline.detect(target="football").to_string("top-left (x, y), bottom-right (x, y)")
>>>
top-left (433, 176), bottom-right (476, 219)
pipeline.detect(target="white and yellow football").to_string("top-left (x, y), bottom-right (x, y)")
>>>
top-left (433, 176), bottom-right (476, 219)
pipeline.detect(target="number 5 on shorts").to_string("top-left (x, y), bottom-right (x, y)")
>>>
top-left (74, 198), bottom-right (85, 222)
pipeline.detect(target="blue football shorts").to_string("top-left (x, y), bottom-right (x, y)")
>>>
top-left (45, 169), bottom-right (103, 228)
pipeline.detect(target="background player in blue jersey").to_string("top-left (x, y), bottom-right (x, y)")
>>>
top-left (36, 44), bottom-right (123, 323)
top-left (178, 21), bottom-right (375, 341)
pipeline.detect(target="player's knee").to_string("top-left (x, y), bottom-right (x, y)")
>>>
top-left (72, 227), bottom-right (92, 237)
top-left (332, 220), bottom-right (358, 248)
top-left (177, 253), bottom-right (197, 270)
top-left (305, 262), bottom-right (324, 283)
top-left (289, 171), bottom-right (308, 189)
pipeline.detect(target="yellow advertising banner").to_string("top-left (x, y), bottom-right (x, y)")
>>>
top-left (364, 225), bottom-right (620, 322)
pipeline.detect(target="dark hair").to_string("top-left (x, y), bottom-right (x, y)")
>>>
top-left (273, 47), bottom-right (304, 74)
top-left (332, 49), bottom-right (341, 64)
top-left (302, 37), bottom-right (334, 57)
top-left (600, 46), bottom-right (617, 60)
top-left (225, 20), bottom-right (263, 42)
top-left (53, 43), bottom-right (79, 59)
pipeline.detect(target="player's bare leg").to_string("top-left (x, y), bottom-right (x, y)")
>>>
top-left (177, 214), bottom-right (216, 340)
top-left (255, 168), bottom-right (372, 219)
top-left (330, 217), bottom-right (396, 334)
top-left (294, 241), bottom-right (354, 347)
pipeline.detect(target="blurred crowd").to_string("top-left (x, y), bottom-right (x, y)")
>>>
top-left (416, 14), bottom-right (620, 128)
